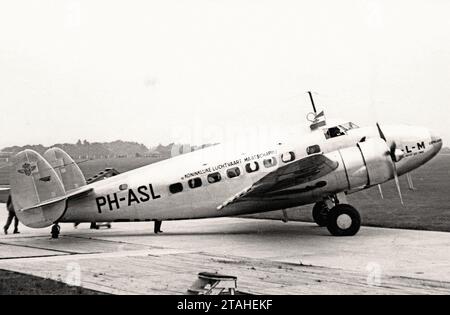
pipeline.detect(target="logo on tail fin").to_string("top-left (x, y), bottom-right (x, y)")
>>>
top-left (18, 163), bottom-right (37, 176)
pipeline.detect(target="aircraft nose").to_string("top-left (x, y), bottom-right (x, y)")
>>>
top-left (429, 130), bottom-right (443, 152)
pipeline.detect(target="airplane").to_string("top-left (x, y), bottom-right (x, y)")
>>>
top-left (6, 94), bottom-right (443, 238)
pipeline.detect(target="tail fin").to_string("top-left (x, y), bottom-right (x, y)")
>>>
top-left (43, 147), bottom-right (86, 191)
top-left (9, 150), bottom-right (67, 228)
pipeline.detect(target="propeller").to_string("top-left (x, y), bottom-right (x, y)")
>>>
top-left (406, 173), bottom-right (416, 191)
top-left (377, 184), bottom-right (384, 199)
top-left (376, 123), bottom-right (405, 205)
top-left (376, 122), bottom-right (387, 142)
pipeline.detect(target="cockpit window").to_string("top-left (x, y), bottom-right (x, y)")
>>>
top-left (324, 126), bottom-right (346, 139)
top-left (324, 122), bottom-right (359, 139)
top-left (340, 122), bottom-right (359, 131)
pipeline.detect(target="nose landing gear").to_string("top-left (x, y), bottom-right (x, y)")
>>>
top-left (312, 196), bottom-right (361, 236)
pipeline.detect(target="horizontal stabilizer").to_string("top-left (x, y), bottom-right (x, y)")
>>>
top-left (20, 186), bottom-right (93, 212)
top-left (21, 195), bottom-right (67, 212)
top-left (66, 186), bottom-right (93, 200)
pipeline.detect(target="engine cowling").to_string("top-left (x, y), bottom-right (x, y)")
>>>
top-left (336, 138), bottom-right (395, 190)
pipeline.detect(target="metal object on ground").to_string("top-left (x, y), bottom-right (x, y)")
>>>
top-left (188, 272), bottom-right (237, 295)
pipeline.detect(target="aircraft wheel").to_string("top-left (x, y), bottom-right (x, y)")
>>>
top-left (51, 224), bottom-right (60, 239)
top-left (326, 204), bottom-right (361, 236)
top-left (312, 201), bottom-right (329, 227)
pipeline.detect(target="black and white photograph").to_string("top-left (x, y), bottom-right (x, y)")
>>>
top-left (0, 0), bottom-right (449, 299)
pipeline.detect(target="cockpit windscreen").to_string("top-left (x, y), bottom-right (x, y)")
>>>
top-left (324, 122), bottom-right (359, 139)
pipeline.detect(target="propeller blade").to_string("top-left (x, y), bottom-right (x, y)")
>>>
top-left (393, 164), bottom-right (404, 205)
top-left (390, 142), bottom-right (401, 162)
top-left (378, 122), bottom-right (398, 161)
top-left (406, 173), bottom-right (416, 191)
top-left (376, 123), bottom-right (387, 142)
top-left (378, 185), bottom-right (384, 199)
top-left (390, 142), bottom-right (396, 156)
top-left (377, 122), bottom-right (404, 205)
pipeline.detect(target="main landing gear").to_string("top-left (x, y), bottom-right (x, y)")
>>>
top-left (312, 201), bottom-right (329, 227)
top-left (312, 196), bottom-right (361, 236)
top-left (51, 223), bottom-right (61, 239)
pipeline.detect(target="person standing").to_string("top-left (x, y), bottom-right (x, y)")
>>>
top-left (154, 220), bottom-right (163, 234)
top-left (4, 195), bottom-right (19, 235)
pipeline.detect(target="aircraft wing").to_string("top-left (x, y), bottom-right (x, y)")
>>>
top-left (0, 186), bottom-right (10, 204)
top-left (217, 154), bottom-right (338, 210)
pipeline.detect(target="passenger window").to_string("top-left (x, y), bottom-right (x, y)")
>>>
top-left (169, 183), bottom-right (183, 194)
top-left (188, 177), bottom-right (202, 189)
top-left (281, 152), bottom-right (295, 163)
top-left (227, 167), bottom-right (241, 179)
top-left (263, 157), bottom-right (277, 168)
top-left (245, 161), bottom-right (260, 173)
top-left (119, 184), bottom-right (128, 191)
top-left (306, 145), bottom-right (321, 155)
top-left (207, 172), bottom-right (222, 184)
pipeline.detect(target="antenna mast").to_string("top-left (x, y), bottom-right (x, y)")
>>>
top-left (306, 91), bottom-right (327, 131)
top-left (308, 91), bottom-right (317, 114)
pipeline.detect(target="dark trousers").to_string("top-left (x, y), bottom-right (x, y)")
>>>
top-left (4, 212), bottom-right (19, 232)
top-left (154, 220), bottom-right (162, 233)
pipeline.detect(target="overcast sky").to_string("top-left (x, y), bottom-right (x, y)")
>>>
top-left (0, 0), bottom-right (449, 149)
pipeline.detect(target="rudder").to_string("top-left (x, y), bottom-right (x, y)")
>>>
top-left (10, 150), bottom-right (66, 228)
top-left (43, 147), bottom-right (86, 192)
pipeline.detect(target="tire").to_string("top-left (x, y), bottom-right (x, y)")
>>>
top-left (312, 201), bottom-right (329, 227)
top-left (326, 204), bottom-right (361, 236)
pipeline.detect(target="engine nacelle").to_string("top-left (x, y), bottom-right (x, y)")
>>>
top-left (337, 138), bottom-right (395, 190)
top-left (313, 138), bottom-right (395, 198)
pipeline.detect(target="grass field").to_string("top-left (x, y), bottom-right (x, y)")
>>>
top-left (77, 156), bottom-right (165, 179)
top-left (2, 154), bottom-right (450, 232)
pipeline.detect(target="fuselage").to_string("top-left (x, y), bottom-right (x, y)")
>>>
top-left (61, 124), bottom-right (442, 223)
